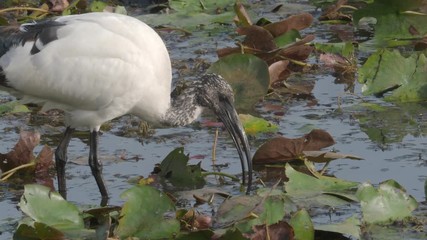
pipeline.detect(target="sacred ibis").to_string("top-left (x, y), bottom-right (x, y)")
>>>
top-left (0, 12), bottom-right (253, 203)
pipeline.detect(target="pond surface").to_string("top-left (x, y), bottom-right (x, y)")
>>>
top-left (0, 0), bottom-right (426, 239)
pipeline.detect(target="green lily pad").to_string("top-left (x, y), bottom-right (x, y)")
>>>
top-left (215, 194), bottom-right (286, 233)
top-left (158, 147), bottom-right (205, 188)
top-left (208, 53), bottom-right (270, 113)
top-left (315, 215), bottom-right (361, 239)
top-left (290, 208), bottom-right (314, 240)
top-left (354, 0), bottom-right (427, 47)
top-left (314, 42), bottom-right (354, 58)
top-left (18, 184), bottom-right (84, 230)
top-left (356, 180), bottom-right (418, 224)
top-left (118, 185), bottom-right (180, 239)
top-left (358, 49), bottom-right (427, 102)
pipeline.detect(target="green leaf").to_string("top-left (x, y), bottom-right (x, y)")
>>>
top-left (354, 0), bottom-right (427, 46)
top-left (290, 209), bottom-right (314, 240)
top-left (170, 0), bottom-right (235, 14)
top-left (118, 185), bottom-right (180, 239)
top-left (315, 215), bottom-right (361, 239)
top-left (358, 49), bottom-right (427, 102)
top-left (356, 180), bottom-right (418, 224)
top-left (0, 101), bottom-right (30, 114)
top-left (215, 194), bottom-right (286, 233)
top-left (314, 42), bottom-right (354, 59)
top-left (208, 54), bottom-right (270, 113)
top-left (274, 29), bottom-right (302, 48)
top-left (239, 114), bottom-right (278, 135)
top-left (18, 184), bottom-right (84, 230)
top-left (285, 164), bottom-right (359, 197)
top-left (158, 147), bottom-right (205, 188)
top-left (89, 0), bottom-right (107, 12)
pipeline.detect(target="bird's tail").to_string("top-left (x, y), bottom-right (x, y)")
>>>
top-left (0, 25), bottom-right (21, 58)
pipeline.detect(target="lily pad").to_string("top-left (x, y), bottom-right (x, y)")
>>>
top-left (289, 208), bottom-right (314, 240)
top-left (208, 53), bottom-right (270, 113)
top-left (356, 180), bottom-right (418, 224)
top-left (358, 49), bottom-right (427, 102)
top-left (158, 148), bottom-right (205, 189)
top-left (315, 215), bottom-right (361, 239)
top-left (118, 185), bottom-right (180, 239)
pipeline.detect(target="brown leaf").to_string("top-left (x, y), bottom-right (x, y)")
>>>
top-left (253, 129), bottom-right (335, 165)
top-left (0, 131), bottom-right (40, 172)
top-left (303, 129), bottom-right (336, 150)
top-left (238, 25), bottom-right (277, 51)
top-left (244, 221), bottom-right (294, 240)
top-left (34, 145), bottom-right (54, 189)
top-left (269, 60), bottom-right (290, 85)
top-left (303, 150), bottom-right (363, 163)
top-left (319, 0), bottom-right (353, 22)
top-left (264, 13), bottom-right (314, 37)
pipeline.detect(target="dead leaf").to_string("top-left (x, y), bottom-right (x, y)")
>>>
top-left (238, 25), bottom-right (277, 51)
top-left (269, 60), bottom-right (290, 86)
top-left (303, 151), bottom-right (363, 163)
top-left (253, 129), bottom-right (335, 165)
top-left (34, 145), bottom-right (54, 188)
top-left (319, 0), bottom-right (353, 22)
top-left (0, 131), bottom-right (40, 172)
top-left (264, 13), bottom-right (314, 37)
top-left (244, 221), bottom-right (294, 240)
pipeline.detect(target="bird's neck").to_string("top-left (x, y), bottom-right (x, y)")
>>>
top-left (162, 81), bottom-right (203, 127)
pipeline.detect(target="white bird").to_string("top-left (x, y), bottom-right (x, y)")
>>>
top-left (0, 12), bottom-right (252, 203)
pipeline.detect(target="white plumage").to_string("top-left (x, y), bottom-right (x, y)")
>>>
top-left (0, 12), bottom-right (252, 204)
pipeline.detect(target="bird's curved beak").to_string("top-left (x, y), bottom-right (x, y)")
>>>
top-left (215, 99), bottom-right (253, 194)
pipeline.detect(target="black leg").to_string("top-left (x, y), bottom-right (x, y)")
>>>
top-left (88, 130), bottom-right (109, 205)
top-left (55, 127), bottom-right (75, 199)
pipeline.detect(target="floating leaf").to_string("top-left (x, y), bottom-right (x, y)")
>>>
top-left (0, 131), bottom-right (40, 173)
top-left (356, 180), bottom-right (418, 224)
top-left (158, 148), bottom-right (205, 188)
top-left (285, 164), bottom-right (359, 204)
top-left (208, 53), bottom-right (270, 113)
top-left (315, 215), bottom-right (361, 239)
top-left (253, 129), bottom-right (335, 165)
top-left (118, 185), bottom-right (180, 239)
top-left (18, 184), bottom-right (85, 231)
top-left (290, 208), bottom-right (314, 240)
top-left (215, 194), bottom-right (286, 233)
top-left (302, 150), bottom-right (363, 163)
top-left (358, 49), bottom-right (427, 101)
top-left (239, 114), bottom-right (278, 135)
top-left (245, 221), bottom-right (295, 240)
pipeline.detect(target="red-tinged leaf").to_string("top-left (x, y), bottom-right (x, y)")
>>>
top-left (244, 221), bottom-right (295, 240)
top-left (34, 145), bottom-right (54, 188)
top-left (264, 13), bottom-right (314, 37)
top-left (253, 129), bottom-right (335, 165)
top-left (0, 131), bottom-right (40, 172)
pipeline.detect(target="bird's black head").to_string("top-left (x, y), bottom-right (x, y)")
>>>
top-left (193, 74), bottom-right (235, 110)
top-left (195, 73), bottom-right (253, 193)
